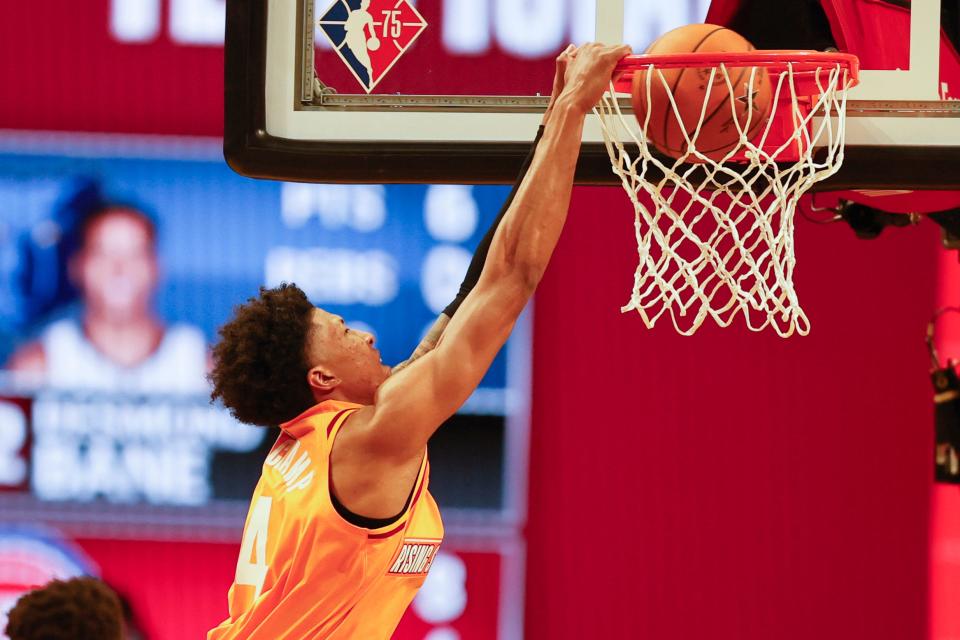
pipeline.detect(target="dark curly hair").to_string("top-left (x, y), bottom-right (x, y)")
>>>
top-left (210, 283), bottom-right (317, 427)
top-left (5, 577), bottom-right (123, 640)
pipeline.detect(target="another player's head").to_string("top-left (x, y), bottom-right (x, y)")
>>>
top-left (5, 577), bottom-right (124, 640)
top-left (210, 283), bottom-right (389, 427)
top-left (72, 204), bottom-right (159, 322)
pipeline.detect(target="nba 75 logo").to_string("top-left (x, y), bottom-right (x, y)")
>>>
top-left (318, 0), bottom-right (427, 93)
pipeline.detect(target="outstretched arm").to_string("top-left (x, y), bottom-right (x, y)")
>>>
top-left (391, 125), bottom-right (546, 374)
top-left (331, 44), bottom-right (630, 519)
top-left (391, 46), bottom-right (576, 374)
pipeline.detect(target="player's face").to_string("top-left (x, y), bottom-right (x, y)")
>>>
top-left (307, 308), bottom-right (390, 402)
top-left (75, 210), bottom-right (158, 320)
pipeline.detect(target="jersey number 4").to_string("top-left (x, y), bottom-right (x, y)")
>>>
top-left (235, 496), bottom-right (272, 600)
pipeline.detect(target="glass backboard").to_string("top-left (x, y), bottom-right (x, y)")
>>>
top-left (225, 0), bottom-right (960, 188)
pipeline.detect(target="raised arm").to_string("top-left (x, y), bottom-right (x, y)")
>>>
top-left (390, 127), bottom-right (546, 375)
top-left (391, 47), bottom-right (575, 374)
top-left (331, 44), bottom-right (630, 518)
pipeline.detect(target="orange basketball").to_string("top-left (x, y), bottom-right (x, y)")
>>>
top-left (631, 24), bottom-right (772, 161)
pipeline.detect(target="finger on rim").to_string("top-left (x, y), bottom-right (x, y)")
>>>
top-left (557, 43), bottom-right (576, 62)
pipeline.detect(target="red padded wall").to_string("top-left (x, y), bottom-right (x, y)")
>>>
top-left (526, 186), bottom-right (936, 639)
top-left (1, 2), bottom-right (224, 136)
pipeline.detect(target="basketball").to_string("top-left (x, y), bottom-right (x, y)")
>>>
top-left (367, 36), bottom-right (380, 51)
top-left (631, 23), bottom-right (773, 160)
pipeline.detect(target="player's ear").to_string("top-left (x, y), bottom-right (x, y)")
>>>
top-left (307, 365), bottom-right (340, 394)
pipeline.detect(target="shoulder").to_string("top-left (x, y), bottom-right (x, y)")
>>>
top-left (8, 318), bottom-right (82, 376)
top-left (35, 318), bottom-right (84, 358)
top-left (6, 340), bottom-right (46, 372)
top-left (163, 323), bottom-right (207, 350)
top-left (282, 402), bottom-right (367, 442)
top-left (330, 403), bottom-right (422, 477)
top-left (156, 323), bottom-right (209, 368)
top-left (40, 317), bottom-right (81, 342)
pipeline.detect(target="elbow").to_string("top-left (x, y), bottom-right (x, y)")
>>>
top-left (490, 245), bottom-right (543, 295)
top-left (518, 265), bottom-right (543, 293)
top-left (508, 263), bottom-right (541, 298)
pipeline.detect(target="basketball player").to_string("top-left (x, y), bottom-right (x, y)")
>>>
top-left (6, 204), bottom-right (209, 393)
top-left (207, 42), bottom-right (630, 639)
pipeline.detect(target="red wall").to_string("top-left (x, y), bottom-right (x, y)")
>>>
top-left (75, 538), bottom-right (237, 640)
top-left (1, 2), bottom-right (224, 136)
top-left (526, 187), bottom-right (937, 639)
top-left (930, 250), bottom-right (960, 640)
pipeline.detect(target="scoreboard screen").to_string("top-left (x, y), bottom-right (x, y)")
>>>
top-left (0, 140), bottom-right (527, 520)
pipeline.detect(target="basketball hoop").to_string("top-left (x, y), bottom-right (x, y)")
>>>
top-left (596, 51), bottom-right (859, 337)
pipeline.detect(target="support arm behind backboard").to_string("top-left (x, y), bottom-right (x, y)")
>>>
top-left (595, 0), bottom-right (625, 44)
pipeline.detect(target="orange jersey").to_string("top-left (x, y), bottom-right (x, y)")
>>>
top-left (208, 400), bottom-right (444, 640)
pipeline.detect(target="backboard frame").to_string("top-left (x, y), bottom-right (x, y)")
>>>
top-left (224, 0), bottom-right (960, 188)
top-left (224, 0), bottom-right (579, 184)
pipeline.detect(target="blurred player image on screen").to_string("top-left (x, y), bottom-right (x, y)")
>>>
top-left (6, 204), bottom-right (209, 394)
top-left (207, 43), bottom-right (630, 639)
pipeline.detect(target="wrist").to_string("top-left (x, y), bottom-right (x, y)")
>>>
top-left (552, 92), bottom-right (590, 118)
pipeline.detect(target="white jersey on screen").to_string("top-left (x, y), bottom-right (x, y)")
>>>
top-left (40, 318), bottom-right (208, 394)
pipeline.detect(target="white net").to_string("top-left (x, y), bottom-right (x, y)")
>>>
top-left (595, 61), bottom-right (854, 337)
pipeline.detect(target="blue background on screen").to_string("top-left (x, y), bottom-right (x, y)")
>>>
top-left (0, 151), bottom-right (513, 388)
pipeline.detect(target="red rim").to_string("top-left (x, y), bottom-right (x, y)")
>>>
top-left (614, 50), bottom-right (860, 82)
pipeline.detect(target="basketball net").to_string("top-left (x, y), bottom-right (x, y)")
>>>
top-left (595, 61), bottom-right (854, 337)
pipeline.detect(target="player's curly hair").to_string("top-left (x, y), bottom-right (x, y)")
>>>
top-left (210, 283), bottom-right (317, 427)
top-left (5, 577), bottom-right (123, 640)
